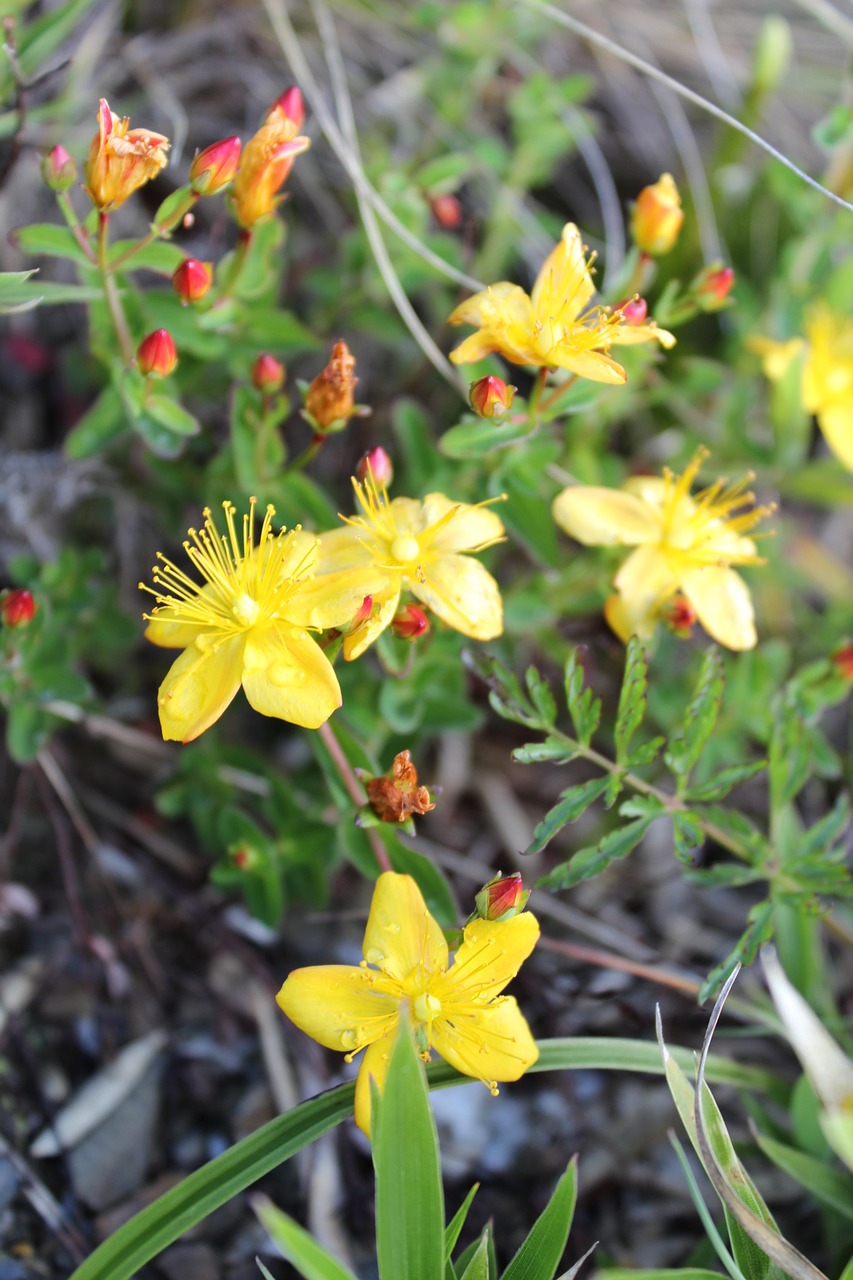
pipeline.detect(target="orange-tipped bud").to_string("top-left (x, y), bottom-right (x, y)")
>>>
top-left (692, 264), bottom-right (735, 311)
top-left (84, 98), bottom-right (170, 212)
top-left (474, 873), bottom-right (530, 921)
top-left (42, 144), bottom-right (77, 192)
top-left (391, 603), bottom-right (430, 641)
top-left (343, 595), bottom-right (374, 637)
top-left (172, 258), bottom-right (213, 305)
top-left (229, 842), bottom-right (259, 871)
top-left (230, 94), bottom-right (310, 228)
top-left (303, 340), bottom-right (358, 432)
top-left (429, 193), bottom-right (463, 229)
top-left (833, 644), bottom-right (853, 680)
top-left (137, 329), bottom-right (177, 377)
top-left (189, 136), bottom-right (242, 196)
top-left (357, 446), bottom-right (393, 488)
top-left (662, 596), bottom-right (697, 638)
top-left (1, 589), bottom-right (36, 629)
top-left (365, 750), bottom-right (435, 823)
top-left (630, 173), bottom-right (683, 256)
top-left (469, 375), bottom-right (516, 419)
top-left (613, 296), bottom-right (648, 326)
top-left (251, 353), bottom-right (285, 393)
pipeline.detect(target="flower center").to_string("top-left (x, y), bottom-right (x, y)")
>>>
top-left (232, 592), bottom-right (261, 626)
top-left (390, 533), bottom-right (420, 564)
top-left (414, 992), bottom-right (441, 1023)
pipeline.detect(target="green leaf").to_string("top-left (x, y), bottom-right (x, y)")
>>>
top-left (459, 1232), bottom-right (491, 1280)
top-left (754, 1133), bottom-right (853, 1222)
top-left (614, 637), bottom-right (648, 765)
top-left (12, 222), bottom-right (93, 266)
top-left (665, 648), bottom-right (725, 783)
top-left (541, 817), bottom-right (653, 889)
top-left (64, 386), bottom-right (127, 458)
top-left (440, 416), bottom-right (533, 460)
top-left (672, 811), bottom-right (706, 865)
top-left (151, 185), bottom-right (195, 228)
top-left (0, 268), bottom-right (42, 313)
top-left (6, 700), bottom-right (53, 763)
top-left (684, 761), bottom-right (767, 803)
top-left (374, 1027), bottom-right (444, 1280)
top-left (109, 239), bottom-right (185, 274)
top-left (241, 307), bottom-right (320, 351)
top-left (799, 791), bottom-right (850, 857)
top-left (699, 902), bottom-right (776, 1004)
top-left (525, 666), bottom-right (556, 727)
top-left (769, 703), bottom-right (811, 809)
top-left (527, 777), bottom-right (612, 856)
top-left (445, 1186), bottom-right (480, 1263)
top-left (513, 740), bottom-right (576, 765)
top-left (462, 651), bottom-right (542, 729)
top-left (143, 394), bottom-right (201, 436)
top-left (18, 0), bottom-right (100, 76)
top-left (254, 1196), bottom-right (359, 1280)
top-left (500, 1158), bottom-right (576, 1280)
top-left (563, 650), bottom-right (601, 748)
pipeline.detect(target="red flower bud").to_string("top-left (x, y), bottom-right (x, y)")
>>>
top-left (343, 595), bottom-right (374, 637)
top-left (614, 296), bottom-right (648, 326)
top-left (230, 843), bottom-right (259, 871)
top-left (391, 603), bottom-right (430, 641)
top-left (357, 446), bottom-right (393, 488)
top-left (1, 589), bottom-right (36, 629)
top-left (833, 644), bottom-right (853, 680)
top-left (429, 193), bottom-right (463, 229)
top-left (42, 144), bottom-right (77, 192)
top-left (662, 596), bottom-right (697, 638)
top-left (474, 872), bottom-right (529, 921)
top-left (693, 265), bottom-right (735, 311)
top-left (137, 329), bottom-right (178, 377)
top-left (189, 136), bottom-right (242, 195)
top-left (275, 86), bottom-right (305, 130)
top-left (469, 375), bottom-right (516, 420)
top-left (172, 258), bottom-right (213, 305)
top-left (251, 353), bottom-right (286, 393)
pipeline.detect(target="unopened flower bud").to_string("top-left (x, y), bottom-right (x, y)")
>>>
top-left (1, 589), bottom-right (36, 629)
top-left (343, 595), bottom-right (374, 637)
top-left (469, 375), bottom-right (516, 419)
top-left (137, 329), bottom-right (178, 377)
top-left (631, 173), bottom-right (684, 256)
top-left (230, 92), bottom-right (310, 227)
top-left (42, 144), bottom-right (77, 192)
top-left (391, 603), bottom-right (430, 641)
top-left (692, 264), bottom-right (735, 311)
top-left (662, 596), bottom-right (697, 638)
top-left (833, 644), bottom-right (853, 680)
top-left (613, 296), bottom-right (648, 326)
top-left (251, 353), bottom-right (285, 393)
top-left (304, 340), bottom-right (358, 432)
top-left (275, 86), bottom-right (305, 130)
top-left (172, 258), bottom-right (213, 305)
top-left (429, 193), bottom-right (463, 229)
top-left (230, 842), bottom-right (259, 871)
top-left (475, 872), bottom-right (530, 921)
top-left (357, 446), bottom-right (393, 488)
top-left (189, 136), bottom-right (242, 195)
top-left (365, 750), bottom-right (435, 823)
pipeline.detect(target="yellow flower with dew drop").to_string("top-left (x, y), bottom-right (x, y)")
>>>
top-left (140, 499), bottom-right (376, 742)
top-left (277, 871), bottom-right (540, 1136)
top-left (552, 450), bottom-right (775, 651)
top-left (313, 472), bottom-right (506, 659)
top-left (448, 223), bottom-right (675, 383)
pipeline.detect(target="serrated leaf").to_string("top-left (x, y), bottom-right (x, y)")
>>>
top-left (541, 817), bottom-right (653, 889)
top-left (769, 704), bottom-right (811, 808)
top-left (525, 667), bottom-right (557, 726)
top-left (563, 650), bottom-right (601, 747)
top-left (462, 651), bottom-right (541, 729)
top-left (672, 811), bottom-right (706, 864)
top-left (696, 805), bottom-right (769, 860)
top-left (625, 736), bottom-right (666, 767)
top-left (699, 902), bottom-right (775, 1004)
top-left (665, 648), bottom-right (724, 783)
top-left (512, 740), bottom-right (577, 765)
top-left (684, 760), bottom-right (767, 802)
top-left (614, 637), bottom-right (648, 765)
top-left (799, 792), bottom-right (851, 858)
top-left (500, 1158), bottom-right (576, 1280)
top-left (526, 777), bottom-right (612, 856)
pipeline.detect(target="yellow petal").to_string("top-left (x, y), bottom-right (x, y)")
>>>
top-left (817, 402), bottom-right (853, 472)
top-left (387, 496), bottom-right (429, 533)
top-left (287, 566), bottom-right (388, 629)
top-left (552, 487), bottom-right (660, 546)
top-left (315, 526), bottom-right (375, 572)
top-left (438, 913), bottom-right (540, 1003)
top-left (342, 585), bottom-right (400, 660)
top-left (749, 335), bottom-right (804, 383)
top-left (421, 494), bottom-right (505, 553)
top-left (414, 554), bottom-right (503, 640)
top-left (613, 545), bottom-right (680, 615)
top-left (448, 282), bottom-right (531, 329)
top-left (609, 321), bottom-right (676, 350)
top-left (354, 1035), bottom-right (394, 1138)
top-left (621, 476), bottom-right (668, 508)
top-left (144, 607), bottom-right (206, 649)
top-left (431, 995), bottom-right (539, 1084)
top-left (241, 623), bottom-right (341, 728)
top-left (531, 224), bottom-right (595, 324)
top-left (547, 347), bottom-right (627, 384)
top-left (604, 592), bottom-right (657, 643)
top-left (157, 633), bottom-right (244, 742)
top-left (276, 965), bottom-right (399, 1051)
top-left (681, 566), bottom-right (757, 650)
top-left (362, 872), bottom-right (448, 985)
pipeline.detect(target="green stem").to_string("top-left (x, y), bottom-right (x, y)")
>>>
top-left (108, 191), bottom-right (199, 271)
top-left (538, 373), bottom-right (578, 416)
top-left (317, 720), bottom-right (392, 873)
top-left (526, 366), bottom-right (548, 427)
top-left (96, 213), bottom-right (135, 364)
top-left (286, 435), bottom-right (324, 474)
top-left (56, 192), bottom-right (97, 263)
top-left (216, 228), bottom-right (253, 300)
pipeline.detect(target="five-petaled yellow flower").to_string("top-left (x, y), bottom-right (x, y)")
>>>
top-left (140, 500), bottom-right (374, 742)
top-left (85, 98), bottom-right (170, 212)
top-left (313, 473), bottom-right (505, 659)
top-left (752, 306), bottom-right (853, 472)
top-left (552, 451), bottom-right (774, 651)
top-left (277, 871), bottom-right (540, 1136)
top-left (448, 223), bottom-right (675, 384)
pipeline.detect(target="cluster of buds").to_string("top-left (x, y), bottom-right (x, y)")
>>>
top-left (137, 329), bottom-right (178, 378)
top-left (230, 88), bottom-right (310, 228)
top-left (172, 258), bottom-right (213, 305)
top-left (469, 375), bottom-right (516, 420)
top-left (84, 99), bottom-right (170, 212)
top-left (473, 872), bottom-right (530, 922)
top-left (302, 340), bottom-right (364, 434)
top-left (630, 173), bottom-right (684, 257)
top-left (362, 750), bottom-right (435, 824)
top-left (1, 589), bottom-right (36, 629)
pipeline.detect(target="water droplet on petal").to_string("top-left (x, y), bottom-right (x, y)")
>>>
top-left (341, 1029), bottom-right (358, 1050)
top-left (365, 947), bottom-right (385, 965)
top-left (268, 661), bottom-right (307, 688)
top-left (385, 922), bottom-right (400, 935)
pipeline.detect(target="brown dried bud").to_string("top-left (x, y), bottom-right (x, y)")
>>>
top-left (304, 340), bottom-right (358, 432)
top-left (365, 750), bottom-right (435, 823)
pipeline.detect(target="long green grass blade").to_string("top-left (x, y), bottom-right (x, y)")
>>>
top-left (500, 1158), bottom-right (577, 1280)
top-left (254, 1195), bottom-right (359, 1280)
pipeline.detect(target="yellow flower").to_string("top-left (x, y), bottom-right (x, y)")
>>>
top-left (314, 474), bottom-right (505, 659)
top-left (140, 500), bottom-right (374, 742)
top-left (630, 173), bottom-right (684, 256)
top-left (277, 871), bottom-right (540, 1136)
top-left (231, 90), bottom-right (310, 228)
top-left (448, 223), bottom-right (675, 383)
top-left (85, 99), bottom-right (170, 212)
top-left (552, 451), bottom-right (774, 650)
